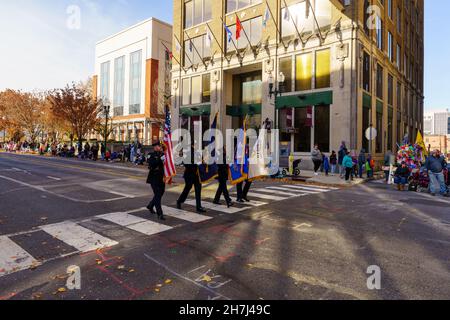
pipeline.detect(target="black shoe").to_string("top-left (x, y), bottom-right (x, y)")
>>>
top-left (227, 202), bottom-right (234, 208)
top-left (176, 202), bottom-right (182, 210)
top-left (147, 205), bottom-right (156, 214)
top-left (243, 197), bottom-right (250, 202)
top-left (213, 201), bottom-right (221, 205)
top-left (197, 207), bottom-right (207, 213)
top-left (236, 199), bottom-right (245, 203)
top-left (158, 215), bottom-right (166, 221)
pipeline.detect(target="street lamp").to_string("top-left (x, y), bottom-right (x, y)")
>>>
top-left (268, 72), bottom-right (286, 99)
top-left (103, 101), bottom-right (110, 152)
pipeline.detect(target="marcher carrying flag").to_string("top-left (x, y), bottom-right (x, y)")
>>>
top-left (199, 113), bottom-right (219, 184)
top-left (163, 106), bottom-right (176, 184)
top-left (230, 116), bottom-right (249, 185)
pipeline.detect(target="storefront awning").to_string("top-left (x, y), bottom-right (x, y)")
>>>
top-left (363, 93), bottom-right (372, 109)
top-left (180, 104), bottom-right (211, 117)
top-left (275, 91), bottom-right (333, 110)
top-left (226, 104), bottom-right (262, 117)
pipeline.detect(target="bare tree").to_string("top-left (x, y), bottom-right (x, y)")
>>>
top-left (49, 83), bottom-right (102, 146)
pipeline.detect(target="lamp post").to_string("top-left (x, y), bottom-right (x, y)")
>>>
top-left (103, 102), bottom-right (110, 153)
top-left (268, 72), bottom-right (286, 99)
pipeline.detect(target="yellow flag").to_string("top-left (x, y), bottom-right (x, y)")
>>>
top-left (415, 131), bottom-right (428, 156)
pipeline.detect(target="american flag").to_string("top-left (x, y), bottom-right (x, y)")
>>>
top-left (163, 107), bottom-right (176, 184)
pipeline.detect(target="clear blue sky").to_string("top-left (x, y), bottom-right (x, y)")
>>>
top-left (0, 0), bottom-right (448, 113)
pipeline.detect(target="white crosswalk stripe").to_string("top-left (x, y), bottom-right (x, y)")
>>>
top-left (265, 186), bottom-right (309, 194)
top-left (252, 188), bottom-right (303, 197)
top-left (40, 222), bottom-right (119, 253)
top-left (229, 199), bottom-right (268, 207)
top-left (184, 200), bottom-right (250, 214)
top-left (162, 206), bottom-right (212, 223)
top-left (98, 212), bottom-right (173, 236)
top-left (244, 192), bottom-right (289, 201)
top-left (281, 185), bottom-right (329, 193)
top-left (0, 236), bottom-right (40, 277)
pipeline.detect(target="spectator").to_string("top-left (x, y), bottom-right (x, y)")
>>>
top-left (338, 141), bottom-right (348, 178)
top-left (311, 145), bottom-right (323, 176)
top-left (330, 151), bottom-right (337, 174)
top-left (394, 161), bottom-right (410, 191)
top-left (358, 149), bottom-right (366, 179)
top-left (342, 151), bottom-right (354, 182)
top-left (424, 150), bottom-right (449, 197)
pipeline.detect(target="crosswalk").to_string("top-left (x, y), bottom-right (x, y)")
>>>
top-left (0, 183), bottom-right (337, 278)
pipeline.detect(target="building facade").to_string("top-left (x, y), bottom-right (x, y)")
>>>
top-left (424, 135), bottom-right (448, 155)
top-left (171, 0), bottom-right (424, 167)
top-left (94, 18), bottom-right (172, 145)
top-left (432, 110), bottom-right (450, 137)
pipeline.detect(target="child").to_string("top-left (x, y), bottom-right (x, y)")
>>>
top-left (330, 151), bottom-right (337, 174)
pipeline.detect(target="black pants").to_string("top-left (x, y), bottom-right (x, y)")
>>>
top-left (345, 167), bottom-right (353, 181)
top-left (313, 160), bottom-right (322, 173)
top-left (148, 181), bottom-right (166, 216)
top-left (178, 178), bottom-right (202, 209)
top-left (214, 179), bottom-right (231, 204)
top-left (237, 181), bottom-right (252, 200)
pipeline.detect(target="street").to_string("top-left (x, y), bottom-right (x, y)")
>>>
top-left (0, 152), bottom-right (449, 300)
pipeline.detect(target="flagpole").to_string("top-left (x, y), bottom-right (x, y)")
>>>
top-left (173, 34), bottom-right (194, 70)
top-left (235, 14), bottom-right (253, 50)
top-left (306, 0), bottom-right (324, 43)
top-left (220, 17), bottom-right (241, 58)
top-left (206, 23), bottom-right (229, 62)
top-left (161, 42), bottom-right (186, 73)
top-left (183, 31), bottom-right (208, 68)
top-left (264, 0), bottom-right (287, 48)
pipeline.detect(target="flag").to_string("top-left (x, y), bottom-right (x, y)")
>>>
top-left (163, 107), bottom-right (176, 184)
top-left (205, 27), bottom-right (212, 48)
top-left (175, 38), bottom-right (182, 53)
top-left (165, 48), bottom-right (173, 60)
top-left (415, 131), bottom-right (428, 159)
top-left (188, 40), bottom-right (193, 53)
top-left (262, 6), bottom-right (270, 28)
top-left (199, 113), bottom-right (219, 184)
top-left (230, 117), bottom-right (248, 185)
top-left (236, 16), bottom-right (242, 41)
top-left (224, 23), bottom-right (233, 43)
top-left (284, 7), bottom-right (290, 21)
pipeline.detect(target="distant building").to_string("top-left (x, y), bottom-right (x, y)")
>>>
top-left (433, 110), bottom-right (450, 137)
top-left (423, 113), bottom-right (434, 135)
top-left (424, 134), bottom-right (448, 154)
top-left (93, 18), bottom-right (172, 145)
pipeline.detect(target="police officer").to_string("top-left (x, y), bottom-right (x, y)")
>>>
top-left (177, 146), bottom-right (206, 213)
top-left (146, 141), bottom-right (166, 220)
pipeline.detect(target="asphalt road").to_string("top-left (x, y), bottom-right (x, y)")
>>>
top-left (0, 152), bottom-right (449, 300)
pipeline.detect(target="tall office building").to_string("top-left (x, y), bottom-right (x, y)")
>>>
top-left (171, 0), bottom-right (424, 166)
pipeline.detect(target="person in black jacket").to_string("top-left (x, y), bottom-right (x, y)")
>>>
top-left (146, 141), bottom-right (166, 220)
top-left (177, 147), bottom-right (206, 213)
top-left (214, 148), bottom-right (233, 208)
top-left (394, 162), bottom-right (410, 191)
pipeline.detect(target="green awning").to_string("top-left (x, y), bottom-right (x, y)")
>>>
top-left (275, 91), bottom-right (333, 110)
top-left (226, 104), bottom-right (262, 117)
top-left (363, 93), bottom-right (372, 109)
top-left (180, 104), bottom-right (211, 117)
top-left (376, 99), bottom-right (384, 114)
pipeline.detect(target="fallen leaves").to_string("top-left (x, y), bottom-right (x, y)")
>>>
top-left (201, 275), bottom-right (212, 283)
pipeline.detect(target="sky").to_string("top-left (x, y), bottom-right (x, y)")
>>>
top-left (0, 0), bottom-right (448, 113)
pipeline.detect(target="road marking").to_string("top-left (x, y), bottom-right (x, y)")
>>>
top-left (252, 188), bottom-right (303, 197)
top-left (185, 200), bottom-right (250, 214)
top-left (265, 186), bottom-right (310, 194)
top-left (98, 212), bottom-right (173, 236)
top-left (40, 222), bottom-right (118, 253)
top-left (47, 176), bottom-right (62, 181)
top-left (229, 199), bottom-right (268, 207)
top-left (244, 192), bottom-right (289, 201)
top-left (162, 206), bottom-right (212, 223)
top-left (281, 185), bottom-right (328, 193)
top-left (0, 236), bottom-right (40, 277)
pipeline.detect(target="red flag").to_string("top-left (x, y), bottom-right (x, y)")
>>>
top-left (236, 16), bottom-right (242, 41)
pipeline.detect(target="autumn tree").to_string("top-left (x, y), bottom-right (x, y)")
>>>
top-left (49, 83), bottom-right (102, 146)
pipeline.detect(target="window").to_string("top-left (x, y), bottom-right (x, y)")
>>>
top-left (226, 0), bottom-right (261, 13)
top-left (191, 76), bottom-right (202, 105)
top-left (295, 53), bottom-right (312, 91)
top-left (396, 43), bottom-right (401, 68)
top-left (362, 106), bottom-right (371, 152)
top-left (376, 64), bottom-right (383, 99)
top-left (202, 73), bottom-right (210, 103)
top-left (100, 61), bottom-right (110, 101)
top-left (226, 17), bottom-right (262, 52)
top-left (184, 0), bottom-right (212, 29)
top-left (182, 78), bottom-right (190, 106)
top-left (388, 0), bottom-right (393, 19)
top-left (113, 56), bottom-right (125, 116)
top-left (388, 74), bottom-right (393, 106)
top-left (314, 105), bottom-right (330, 153)
top-left (363, 51), bottom-right (370, 92)
top-left (129, 50), bottom-right (142, 114)
top-left (376, 110), bottom-right (383, 153)
top-left (181, 74), bottom-right (211, 105)
top-left (387, 110), bottom-right (393, 151)
top-left (315, 49), bottom-right (330, 89)
top-left (388, 32), bottom-right (393, 62)
top-left (376, 15), bottom-right (383, 51)
top-left (184, 34), bottom-right (211, 67)
top-left (281, 0), bottom-right (330, 38)
top-left (279, 57), bottom-right (293, 93)
top-left (294, 108), bottom-right (311, 152)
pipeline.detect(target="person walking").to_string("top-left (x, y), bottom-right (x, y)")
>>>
top-left (101, 143), bottom-right (106, 161)
top-left (330, 151), bottom-right (337, 174)
top-left (177, 147), bottom-right (206, 213)
top-left (236, 180), bottom-right (252, 203)
top-left (424, 150), bottom-right (449, 197)
top-left (214, 148), bottom-right (233, 207)
top-left (342, 151), bottom-right (354, 182)
top-left (146, 141), bottom-right (167, 220)
top-left (311, 145), bottom-right (322, 176)
top-left (92, 142), bottom-right (99, 161)
top-left (358, 149), bottom-right (366, 179)
top-left (338, 141), bottom-right (348, 178)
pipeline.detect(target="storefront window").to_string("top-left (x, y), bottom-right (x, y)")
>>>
top-left (279, 57), bottom-right (292, 93)
top-left (182, 78), bottom-right (190, 106)
top-left (387, 112), bottom-right (393, 151)
top-left (202, 73), bottom-right (210, 103)
top-left (295, 53), bottom-right (312, 91)
top-left (363, 52), bottom-right (370, 92)
top-left (191, 76), bottom-right (202, 105)
top-left (314, 105), bottom-right (330, 152)
top-left (242, 73), bottom-right (262, 105)
top-left (362, 107), bottom-right (371, 152)
top-left (315, 49), bottom-right (330, 89)
top-left (294, 108), bottom-right (311, 152)
top-left (376, 111), bottom-right (383, 153)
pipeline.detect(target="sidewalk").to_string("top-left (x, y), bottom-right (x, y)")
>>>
top-left (291, 170), bottom-right (384, 187)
